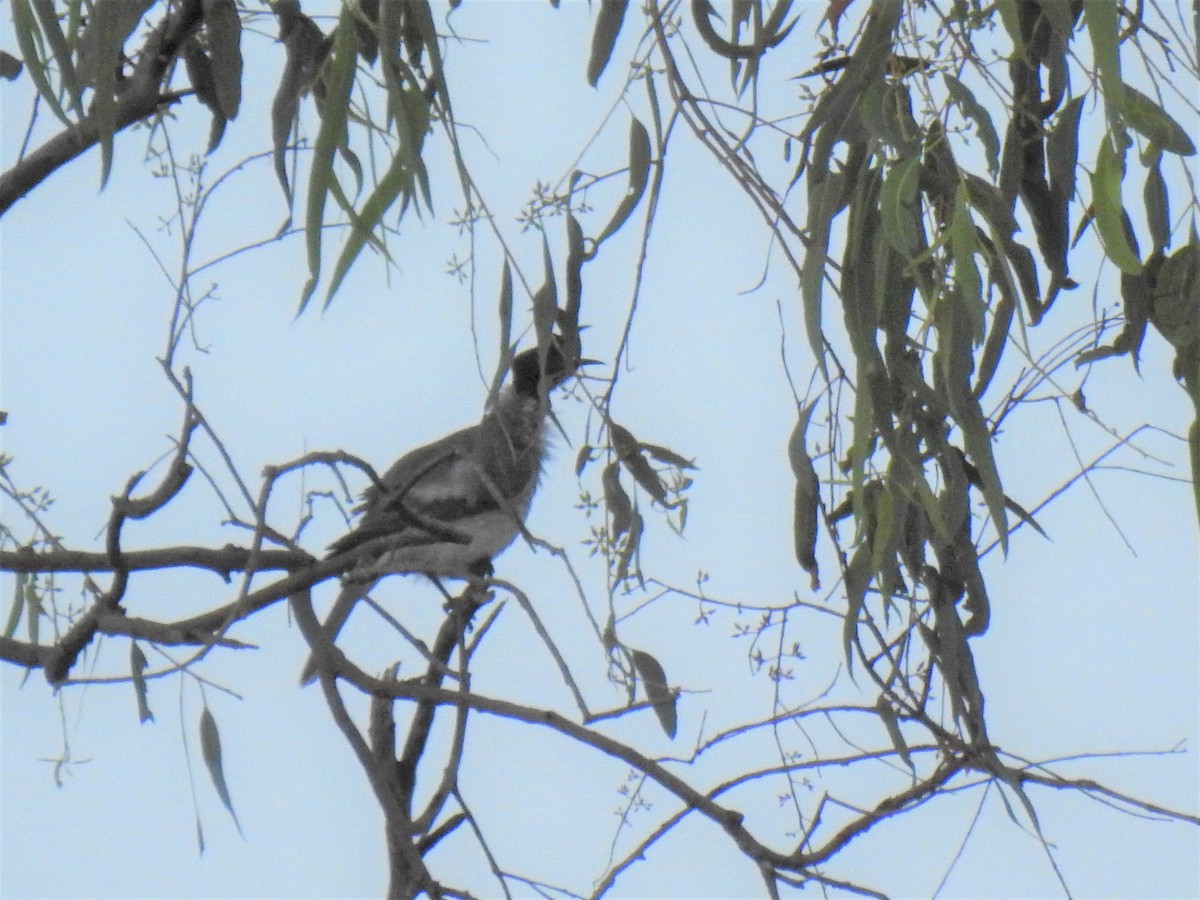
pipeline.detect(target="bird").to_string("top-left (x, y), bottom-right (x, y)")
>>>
top-left (300, 340), bottom-right (580, 684)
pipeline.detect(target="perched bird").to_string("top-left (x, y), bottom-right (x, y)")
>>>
top-left (300, 341), bottom-right (578, 684)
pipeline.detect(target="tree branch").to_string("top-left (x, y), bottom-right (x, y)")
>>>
top-left (0, 0), bottom-right (203, 217)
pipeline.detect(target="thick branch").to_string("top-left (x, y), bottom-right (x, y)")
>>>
top-left (0, 545), bottom-right (311, 577)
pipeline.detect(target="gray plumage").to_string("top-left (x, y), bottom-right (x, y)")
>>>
top-left (300, 344), bottom-right (572, 684)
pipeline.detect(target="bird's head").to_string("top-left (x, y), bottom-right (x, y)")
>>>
top-left (510, 339), bottom-right (592, 398)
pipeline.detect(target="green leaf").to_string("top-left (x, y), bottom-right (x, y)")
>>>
top-left (876, 694), bottom-right (913, 770)
top-left (1143, 153), bottom-right (1171, 253)
top-left (532, 232), bottom-right (558, 347)
top-left (944, 74), bottom-right (1001, 178)
top-left (973, 271), bottom-right (1015, 398)
top-left (562, 212), bottom-right (586, 344)
top-left (1047, 95), bottom-right (1084, 204)
top-left (950, 182), bottom-right (984, 344)
top-left (1120, 85), bottom-right (1196, 157)
top-left (4, 573), bottom-right (26, 639)
top-left (994, 0), bottom-right (1023, 56)
top-left (801, 164), bottom-right (849, 378)
top-left (611, 423), bottom-right (669, 506)
top-left (1083, 0), bottom-right (1123, 111)
top-left (595, 116), bottom-right (651, 247)
top-left (130, 641), bottom-right (154, 724)
top-left (24, 574), bottom-right (40, 645)
top-left (497, 259), bottom-right (513, 360)
top-left (615, 510), bottom-right (643, 584)
top-left (12, 0), bottom-right (72, 126)
top-left (203, 0), bottom-right (242, 120)
top-left (79, 0), bottom-right (152, 188)
top-left (31, 0), bottom-right (83, 115)
top-left (1091, 131), bottom-right (1144, 275)
top-left (842, 543), bottom-right (872, 677)
top-left (787, 401), bottom-right (821, 590)
top-left (879, 155), bottom-right (921, 256)
top-left (1190, 419), bottom-right (1200, 530)
top-left (271, 3), bottom-right (329, 198)
top-left (299, 6), bottom-right (358, 313)
top-left (602, 461), bottom-right (633, 540)
top-left (956, 396), bottom-right (1009, 554)
top-left (629, 648), bottom-right (677, 739)
top-left (587, 0), bottom-right (628, 87)
top-left (322, 137), bottom-right (412, 306)
top-left (199, 707), bottom-right (243, 837)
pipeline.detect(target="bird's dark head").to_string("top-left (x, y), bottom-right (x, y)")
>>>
top-left (510, 340), bottom-right (578, 397)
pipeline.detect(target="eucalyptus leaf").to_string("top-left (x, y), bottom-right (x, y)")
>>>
top-left (199, 707), bottom-right (243, 836)
top-left (596, 117), bottom-right (651, 247)
top-left (1091, 132), bottom-right (1144, 275)
top-left (944, 74), bottom-right (1000, 177)
top-left (630, 648), bottom-right (677, 739)
top-left (587, 0), bottom-right (628, 86)
top-left (787, 401), bottom-right (821, 590)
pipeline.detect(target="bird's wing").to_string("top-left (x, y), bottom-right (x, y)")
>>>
top-left (330, 424), bottom-right (502, 557)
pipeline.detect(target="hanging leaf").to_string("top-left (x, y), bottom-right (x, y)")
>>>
top-left (1120, 85), bottom-right (1196, 157)
top-left (1091, 131), bottom-right (1144, 275)
top-left (271, 1), bottom-right (330, 197)
top-left (130, 642), bottom-right (154, 724)
top-left (1047, 96), bottom-right (1084, 207)
top-left (575, 444), bottom-right (596, 477)
top-left (1083, 0), bottom-right (1123, 111)
top-left (587, 0), bottom-right (628, 86)
top-left (787, 401), bottom-right (821, 590)
top-left (879, 155), bottom-right (921, 256)
top-left (1143, 153), bottom-right (1171, 253)
top-left (203, 0), bottom-right (243, 121)
top-left (944, 74), bottom-right (1001, 178)
top-left (875, 694), bottom-right (913, 770)
top-left (199, 707), bottom-right (244, 837)
top-left (595, 117), bottom-right (651, 247)
top-left (1190, 420), bottom-right (1200, 530)
top-left (615, 509), bottom-right (644, 584)
top-left (299, 5), bottom-right (359, 312)
top-left (610, 423), bottom-right (669, 506)
top-left (74, 0), bottom-right (152, 85)
top-left (23, 574), bottom-right (40, 646)
top-left (323, 88), bottom-right (429, 306)
top-left (842, 543), bottom-right (872, 677)
top-left (640, 442), bottom-right (697, 471)
top-left (4, 573), bottom-right (26, 638)
top-left (29, 0), bottom-right (82, 112)
top-left (629, 648), bottom-right (677, 739)
top-left (82, 0), bottom-right (120, 187)
top-left (184, 39), bottom-right (228, 153)
top-left (602, 462), bottom-right (633, 541)
top-left (993, 0), bottom-right (1023, 55)
top-left (973, 270), bottom-right (1015, 398)
top-left (826, 0), bottom-right (858, 37)
top-left (562, 212), bottom-right (586, 346)
top-left (950, 182), bottom-right (984, 343)
top-left (532, 232), bottom-right (559, 347)
top-left (497, 258), bottom-right (514, 359)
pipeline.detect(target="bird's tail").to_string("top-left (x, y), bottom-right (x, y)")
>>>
top-left (298, 577), bottom-right (377, 685)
